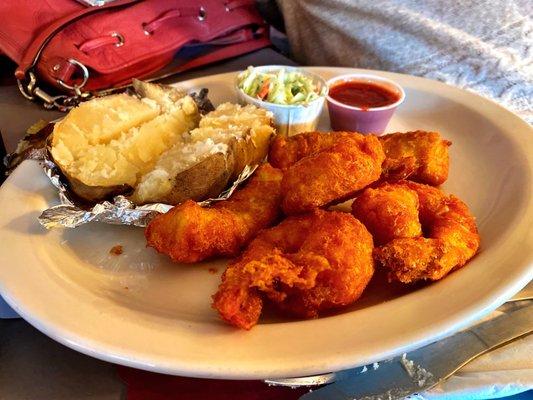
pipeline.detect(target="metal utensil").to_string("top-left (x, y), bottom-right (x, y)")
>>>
top-left (295, 300), bottom-right (532, 400)
top-left (265, 287), bottom-right (533, 389)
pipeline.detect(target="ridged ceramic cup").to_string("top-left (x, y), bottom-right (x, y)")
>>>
top-left (235, 66), bottom-right (328, 136)
top-left (326, 74), bottom-right (405, 134)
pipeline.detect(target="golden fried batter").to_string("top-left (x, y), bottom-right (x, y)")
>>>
top-left (352, 183), bottom-right (422, 245)
top-left (145, 164), bottom-right (283, 263)
top-left (379, 131), bottom-right (451, 186)
top-left (270, 130), bottom-right (451, 187)
top-left (212, 210), bottom-right (374, 329)
top-left (280, 133), bottom-right (385, 214)
top-left (269, 131), bottom-right (354, 169)
top-left (374, 182), bottom-right (480, 283)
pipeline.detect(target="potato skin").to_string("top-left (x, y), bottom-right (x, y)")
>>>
top-left (50, 142), bottom-right (234, 206)
top-left (154, 152), bottom-right (235, 205)
top-left (229, 136), bottom-right (255, 181)
top-left (64, 174), bottom-right (132, 204)
top-left (48, 93), bottom-right (273, 206)
top-left (230, 130), bottom-right (273, 181)
top-left (153, 127), bottom-right (272, 206)
top-left (51, 135), bottom-right (260, 206)
top-left (159, 130), bottom-right (272, 206)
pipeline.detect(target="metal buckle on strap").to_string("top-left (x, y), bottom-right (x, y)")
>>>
top-left (56, 58), bottom-right (89, 95)
top-left (17, 71), bottom-right (37, 101)
top-left (16, 59), bottom-right (91, 112)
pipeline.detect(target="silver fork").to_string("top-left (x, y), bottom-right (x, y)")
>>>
top-left (264, 285), bottom-right (533, 388)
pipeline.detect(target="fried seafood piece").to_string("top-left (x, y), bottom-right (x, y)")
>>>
top-left (269, 131), bottom-right (355, 169)
top-left (379, 131), bottom-right (451, 186)
top-left (351, 183), bottom-right (422, 245)
top-left (270, 130), bottom-right (451, 186)
top-left (145, 164), bottom-right (283, 263)
top-left (374, 182), bottom-right (480, 283)
top-left (280, 133), bottom-right (385, 214)
top-left (212, 210), bottom-right (375, 330)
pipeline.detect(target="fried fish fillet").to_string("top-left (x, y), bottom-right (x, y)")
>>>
top-left (212, 210), bottom-right (374, 329)
top-left (279, 133), bottom-right (385, 214)
top-left (379, 131), bottom-right (451, 186)
top-left (145, 164), bottom-right (283, 263)
top-left (374, 182), bottom-right (480, 283)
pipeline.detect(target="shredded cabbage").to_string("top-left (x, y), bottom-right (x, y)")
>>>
top-left (237, 66), bottom-right (324, 105)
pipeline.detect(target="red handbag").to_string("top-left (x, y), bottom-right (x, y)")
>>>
top-left (0, 0), bottom-right (270, 111)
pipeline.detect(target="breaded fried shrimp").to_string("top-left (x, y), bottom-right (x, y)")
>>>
top-left (269, 131), bottom-right (354, 169)
top-left (379, 131), bottom-right (451, 186)
top-left (269, 131), bottom-right (451, 187)
top-left (375, 182), bottom-right (480, 283)
top-left (352, 183), bottom-right (422, 245)
top-left (145, 164), bottom-right (283, 263)
top-left (212, 210), bottom-right (374, 329)
top-left (281, 134), bottom-right (385, 214)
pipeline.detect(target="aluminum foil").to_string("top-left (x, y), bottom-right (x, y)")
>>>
top-left (39, 196), bottom-right (172, 229)
top-left (38, 163), bottom-right (257, 229)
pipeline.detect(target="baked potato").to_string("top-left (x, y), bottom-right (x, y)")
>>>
top-left (147, 152), bottom-right (235, 205)
top-left (48, 80), bottom-right (275, 206)
top-left (131, 102), bottom-right (275, 205)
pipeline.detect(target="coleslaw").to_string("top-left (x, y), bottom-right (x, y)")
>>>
top-left (237, 66), bottom-right (325, 105)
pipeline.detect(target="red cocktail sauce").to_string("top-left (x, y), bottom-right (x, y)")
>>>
top-left (329, 80), bottom-right (400, 110)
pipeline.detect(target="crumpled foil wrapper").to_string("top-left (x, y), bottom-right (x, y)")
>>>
top-left (4, 88), bottom-right (258, 229)
top-left (38, 163), bottom-right (257, 229)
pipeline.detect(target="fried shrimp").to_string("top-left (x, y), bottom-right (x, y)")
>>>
top-left (351, 183), bottom-right (422, 245)
top-left (212, 210), bottom-right (374, 329)
top-left (379, 131), bottom-right (451, 186)
top-left (269, 130), bottom-right (450, 187)
top-left (279, 133), bottom-right (385, 214)
top-left (145, 164), bottom-right (283, 263)
top-left (269, 131), bottom-right (354, 169)
top-left (374, 182), bottom-right (480, 283)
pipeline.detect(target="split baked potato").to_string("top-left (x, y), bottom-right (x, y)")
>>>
top-left (48, 80), bottom-right (275, 205)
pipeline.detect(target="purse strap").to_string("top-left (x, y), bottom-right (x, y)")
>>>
top-left (15, 0), bottom-right (142, 110)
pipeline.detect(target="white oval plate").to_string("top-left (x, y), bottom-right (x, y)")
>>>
top-left (0, 68), bottom-right (532, 379)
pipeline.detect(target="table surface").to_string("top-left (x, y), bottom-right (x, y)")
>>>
top-left (0, 47), bottom-right (296, 400)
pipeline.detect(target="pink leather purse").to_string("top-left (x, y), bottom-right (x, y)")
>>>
top-left (0, 0), bottom-right (270, 110)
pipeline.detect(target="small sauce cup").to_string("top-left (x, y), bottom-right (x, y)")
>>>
top-left (326, 74), bottom-right (405, 134)
top-left (235, 66), bottom-right (328, 136)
